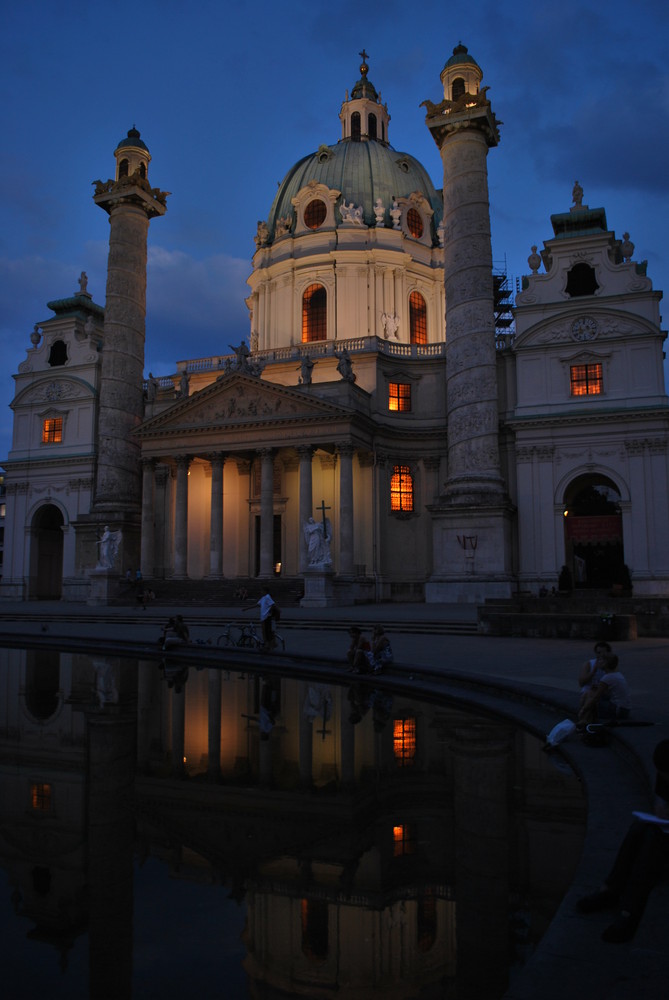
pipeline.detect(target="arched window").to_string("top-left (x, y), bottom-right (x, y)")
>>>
top-left (118, 158), bottom-right (129, 178)
top-left (139, 162), bottom-right (146, 179)
top-left (48, 340), bottom-right (67, 366)
top-left (301, 899), bottom-right (328, 960)
top-left (452, 77), bottom-right (466, 101)
top-left (409, 291), bottom-right (427, 344)
top-left (390, 465), bottom-right (414, 512)
top-left (302, 284), bottom-right (327, 342)
top-left (351, 111), bottom-right (361, 141)
top-left (566, 262), bottom-right (599, 297)
top-left (368, 113), bottom-right (377, 139)
top-left (406, 208), bottom-right (423, 239)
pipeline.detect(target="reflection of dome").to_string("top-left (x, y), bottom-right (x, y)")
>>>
top-left (267, 140), bottom-right (442, 240)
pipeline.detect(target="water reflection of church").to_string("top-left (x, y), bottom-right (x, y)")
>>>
top-left (0, 649), bottom-right (585, 997)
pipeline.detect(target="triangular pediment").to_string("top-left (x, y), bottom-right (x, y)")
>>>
top-left (137, 372), bottom-right (355, 439)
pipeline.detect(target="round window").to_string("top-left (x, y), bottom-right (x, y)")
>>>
top-left (406, 208), bottom-right (423, 239)
top-left (304, 200), bottom-right (327, 230)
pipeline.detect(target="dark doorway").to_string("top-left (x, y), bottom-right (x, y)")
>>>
top-left (30, 504), bottom-right (64, 599)
top-left (563, 477), bottom-right (626, 588)
top-left (254, 515), bottom-right (282, 576)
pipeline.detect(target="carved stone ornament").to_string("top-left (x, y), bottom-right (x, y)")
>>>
top-left (527, 246), bottom-right (542, 273)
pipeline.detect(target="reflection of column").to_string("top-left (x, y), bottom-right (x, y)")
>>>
top-left (140, 458), bottom-right (155, 577)
top-left (137, 659), bottom-right (153, 771)
top-left (207, 669), bottom-right (221, 780)
top-left (298, 446), bottom-right (313, 573)
top-left (340, 708), bottom-right (355, 787)
top-left (339, 445), bottom-right (354, 575)
top-left (449, 723), bottom-right (513, 999)
top-left (298, 680), bottom-right (313, 788)
top-left (171, 687), bottom-right (186, 776)
top-left (173, 455), bottom-right (190, 578)
top-left (209, 453), bottom-right (224, 578)
top-left (259, 449), bottom-right (274, 578)
top-left (87, 666), bottom-right (137, 999)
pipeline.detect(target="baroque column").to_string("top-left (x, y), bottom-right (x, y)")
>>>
top-left (298, 445), bottom-right (313, 573)
top-left (424, 45), bottom-right (514, 601)
top-left (173, 455), bottom-right (190, 578)
top-left (77, 128), bottom-right (167, 582)
top-left (258, 449), bottom-right (274, 578)
top-left (338, 444), bottom-right (355, 576)
top-left (208, 453), bottom-right (225, 578)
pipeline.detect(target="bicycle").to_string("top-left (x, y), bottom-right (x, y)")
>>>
top-left (216, 621), bottom-right (285, 652)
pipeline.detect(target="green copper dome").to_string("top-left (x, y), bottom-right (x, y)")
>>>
top-left (443, 42), bottom-right (480, 71)
top-left (115, 126), bottom-right (149, 153)
top-left (267, 139), bottom-right (442, 242)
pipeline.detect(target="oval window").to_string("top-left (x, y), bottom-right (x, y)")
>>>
top-left (304, 200), bottom-right (327, 230)
top-left (406, 208), bottom-right (423, 239)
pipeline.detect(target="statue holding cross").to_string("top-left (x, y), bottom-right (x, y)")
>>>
top-left (303, 499), bottom-right (333, 568)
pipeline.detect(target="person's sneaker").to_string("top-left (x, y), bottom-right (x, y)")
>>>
top-left (602, 911), bottom-right (637, 943)
top-left (577, 888), bottom-right (617, 913)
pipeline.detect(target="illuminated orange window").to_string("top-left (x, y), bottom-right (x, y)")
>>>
top-left (42, 417), bottom-right (62, 443)
top-left (409, 291), bottom-right (427, 344)
top-left (389, 382), bottom-right (411, 412)
top-left (304, 199), bottom-right (326, 230)
top-left (570, 363), bottom-right (603, 396)
top-left (390, 465), bottom-right (414, 512)
top-left (393, 823), bottom-right (416, 856)
top-left (302, 284), bottom-right (327, 342)
top-left (393, 717), bottom-right (416, 766)
top-left (31, 782), bottom-right (52, 811)
top-left (406, 208), bottom-right (423, 239)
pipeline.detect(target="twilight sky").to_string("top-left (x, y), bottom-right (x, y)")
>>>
top-left (1, 0), bottom-right (668, 460)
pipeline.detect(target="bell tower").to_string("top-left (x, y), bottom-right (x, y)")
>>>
top-left (424, 45), bottom-right (515, 601)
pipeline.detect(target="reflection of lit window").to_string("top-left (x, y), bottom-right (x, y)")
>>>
top-left (301, 898), bottom-right (328, 960)
top-left (42, 417), bottom-right (63, 443)
top-left (406, 208), bottom-right (423, 239)
top-left (31, 782), bottom-right (52, 811)
top-left (302, 284), bottom-right (327, 342)
top-left (570, 363), bottom-right (602, 396)
top-left (389, 382), bottom-right (411, 412)
top-left (391, 465), bottom-right (414, 512)
top-left (393, 717), bottom-right (416, 766)
top-left (409, 291), bottom-right (427, 344)
top-left (393, 823), bottom-right (416, 856)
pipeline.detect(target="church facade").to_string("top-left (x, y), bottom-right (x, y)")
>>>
top-left (2, 46), bottom-right (668, 604)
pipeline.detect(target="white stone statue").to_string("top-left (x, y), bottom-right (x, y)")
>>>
top-left (97, 525), bottom-right (121, 570)
top-left (374, 198), bottom-right (385, 225)
top-left (340, 198), bottom-right (364, 225)
top-left (381, 312), bottom-right (399, 339)
top-left (94, 658), bottom-right (119, 707)
top-left (390, 200), bottom-right (402, 229)
top-left (303, 516), bottom-right (332, 568)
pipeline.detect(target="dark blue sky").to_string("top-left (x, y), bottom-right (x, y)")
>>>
top-left (1, 0), bottom-right (668, 459)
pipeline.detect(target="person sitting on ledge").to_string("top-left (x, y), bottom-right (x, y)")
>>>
top-left (577, 739), bottom-right (669, 942)
top-left (578, 652), bottom-right (630, 727)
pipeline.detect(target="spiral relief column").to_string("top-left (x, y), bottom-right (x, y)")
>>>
top-left (424, 45), bottom-right (514, 600)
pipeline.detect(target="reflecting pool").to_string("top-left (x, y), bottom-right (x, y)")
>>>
top-left (0, 646), bottom-right (585, 998)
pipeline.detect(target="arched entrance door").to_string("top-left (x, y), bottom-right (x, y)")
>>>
top-left (563, 476), bottom-right (626, 589)
top-left (30, 504), bottom-right (64, 599)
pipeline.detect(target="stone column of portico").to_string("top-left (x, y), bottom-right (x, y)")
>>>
top-left (298, 445), bottom-right (313, 573)
top-left (259, 449), bottom-right (274, 578)
top-left (173, 455), bottom-right (190, 578)
top-left (140, 458), bottom-right (155, 578)
top-left (338, 444), bottom-right (355, 575)
top-left (208, 453), bottom-right (225, 578)
top-left (207, 668), bottom-right (222, 781)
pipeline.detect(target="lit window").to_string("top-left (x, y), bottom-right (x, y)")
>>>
top-left (42, 418), bottom-right (63, 444)
top-left (304, 199), bottom-right (326, 230)
top-left (31, 782), bottom-right (52, 811)
top-left (389, 382), bottom-right (411, 412)
top-left (409, 291), bottom-right (427, 344)
top-left (391, 465), bottom-right (414, 512)
top-left (570, 363), bottom-right (603, 396)
top-left (406, 208), bottom-right (423, 239)
top-left (393, 717), bottom-right (416, 766)
top-left (302, 284), bottom-right (327, 342)
top-left (393, 823), bottom-right (416, 856)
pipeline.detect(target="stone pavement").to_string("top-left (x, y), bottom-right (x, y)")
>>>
top-left (1, 599), bottom-right (668, 999)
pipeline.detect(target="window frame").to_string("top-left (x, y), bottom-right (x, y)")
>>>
top-left (570, 362), bottom-right (603, 397)
top-left (41, 416), bottom-right (63, 444)
top-left (388, 382), bottom-right (412, 413)
top-left (390, 463), bottom-right (415, 514)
